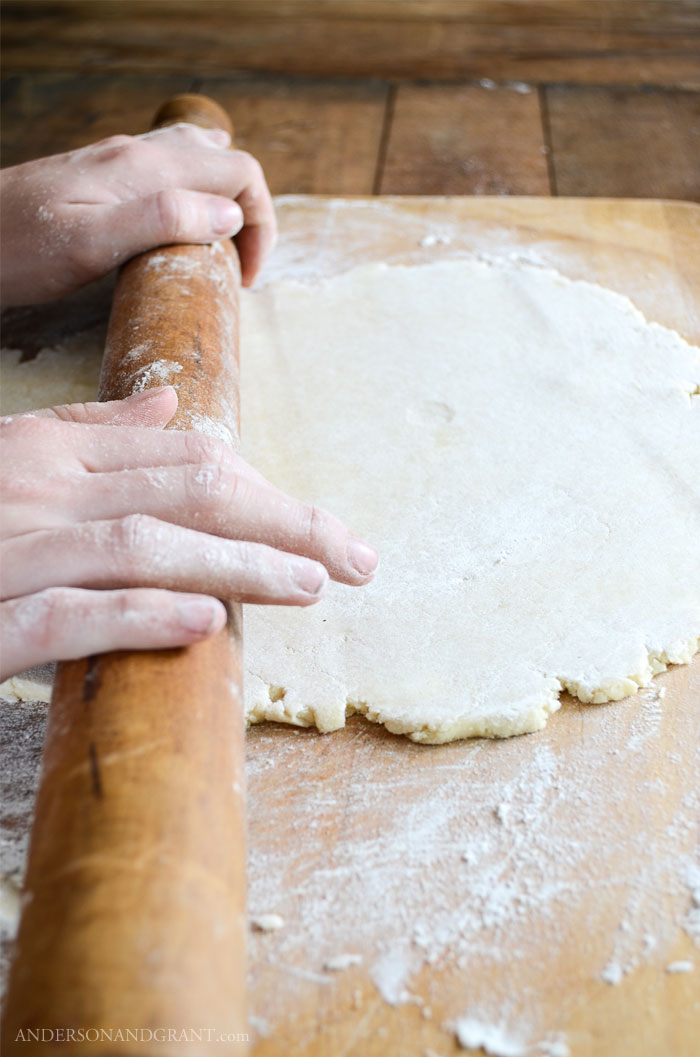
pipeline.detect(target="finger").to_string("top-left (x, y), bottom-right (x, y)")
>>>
top-left (2, 517), bottom-right (329, 605)
top-left (31, 386), bottom-right (178, 427)
top-left (99, 189), bottom-right (244, 261)
top-left (228, 154), bottom-right (277, 285)
top-left (107, 132), bottom-right (277, 283)
top-left (235, 219), bottom-right (277, 287)
top-left (0, 587), bottom-right (227, 681)
top-left (42, 421), bottom-right (266, 486)
top-left (73, 463), bottom-right (379, 584)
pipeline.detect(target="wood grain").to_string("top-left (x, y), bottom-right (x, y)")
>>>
top-left (543, 86), bottom-right (700, 201)
top-left (199, 76), bottom-right (387, 196)
top-left (0, 72), bottom-right (386, 196)
top-left (0, 72), bottom-right (195, 167)
top-left (379, 83), bottom-right (550, 196)
top-left (2, 73), bottom-right (700, 206)
top-left (3, 1), bottom-right (699, 87)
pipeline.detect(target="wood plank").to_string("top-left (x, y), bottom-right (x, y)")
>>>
top-left (3, 1), bottom-right (700, 87)
top-left (545, 86), bottom-right (700, 201)
top-left (0, 72), bottom-right (387, 196)
top-left (52, 0), bottom-right (698, 21)
top-left (380, 83), bottom-right (550, 196)
top-left (0, 72), bottom-right (195, 167)
top-left (199, 76), bottom-right (387, 196)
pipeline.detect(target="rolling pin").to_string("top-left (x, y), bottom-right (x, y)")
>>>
top-left (1, 96), bottom-right (248, 1055)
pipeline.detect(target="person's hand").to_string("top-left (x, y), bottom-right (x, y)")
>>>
top-left (0, 387), bottom-right (378, 680)
top-left (0, 123), bottom-right (276, 308)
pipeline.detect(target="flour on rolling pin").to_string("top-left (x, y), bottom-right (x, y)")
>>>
top-left (102, 240), bottom-right (242, 448)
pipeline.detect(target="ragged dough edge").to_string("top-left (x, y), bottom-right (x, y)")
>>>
top-left (244, 634), bottom-right (699, 744)
top-left (0, 675), bottom-right (52, 704)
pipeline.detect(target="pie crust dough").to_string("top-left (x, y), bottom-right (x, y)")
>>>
top-left (240, 259), bottom-right (700, 742)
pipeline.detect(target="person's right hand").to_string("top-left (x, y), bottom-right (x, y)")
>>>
top-left (0, 122), bottom-right (277, 308)
top-left (0, 387), bottom-right (378, 680)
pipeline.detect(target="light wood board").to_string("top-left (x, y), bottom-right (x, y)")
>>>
top-left (244, 197), bottom-right (700, 1057)
top-left (0, 197), bottom-right (698, 1057)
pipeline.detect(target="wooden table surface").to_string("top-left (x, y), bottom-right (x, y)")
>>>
top-left (2, 1), bottom-right (700, 201)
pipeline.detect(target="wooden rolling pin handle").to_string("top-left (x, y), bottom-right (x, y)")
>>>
top-left (152, 94), bottom-right (234, 136)
top-left (2, 96), bottom-right (248, 1056)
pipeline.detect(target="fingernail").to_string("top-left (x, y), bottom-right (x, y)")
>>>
top-left (346, 537), bottom-right (378, 576)
top-left (210, 199), bottom-right (243, 236)
top-left (291, 559), bottom-right (328, 596)
top-left (177, 598), bottom-right (223, 634)
top-left (204, 128), bottom-right (231, 147)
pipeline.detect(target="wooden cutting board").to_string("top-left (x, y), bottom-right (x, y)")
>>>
top-left (1, 197), bottom-right (698, 1057)
top-left (243, 197), bottom-right (700, 1057)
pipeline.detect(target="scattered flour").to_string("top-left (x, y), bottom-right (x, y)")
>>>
top-left (0, 696), bottom-right (47, 995)
top-left (537, 1039), bottom-right (570, 1057)
top-left (600, 962), bottom-right (626, 986)
top-left (0, 878), bottom-right (21, 933)
top-left (0, 675), bottom-right (52, 704)
top-left (453, 1017), bottom-right (525, 1056)
top-left (323, 953), bottom-right (363, 971)
top-left (419, 233), bottom-right (452, 248)
top-left (665, 960), bottom-right (694, 973)
top-left (245, 681), bottom-right (699, 1047)
top-left (251, 913), bottom-right (285, 932)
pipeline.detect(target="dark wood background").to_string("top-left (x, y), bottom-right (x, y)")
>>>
top-left (2, 0), bottom-right (700, 201)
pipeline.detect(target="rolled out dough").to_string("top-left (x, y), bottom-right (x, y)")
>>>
top-left (240, 258), bottom-right (700, 742)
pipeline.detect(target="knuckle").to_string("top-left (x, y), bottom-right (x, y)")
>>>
top-left (112, 513), bottom-right (159, 555)
top-left (23, 587), bottom-right (80, 652)
top-left (95, 133), bottom-right (141, 161)
top-left (105, 516), bottom-right (172, 585)
top-left (303, 504), bottom-right (329, 548)
top-left (0, 419), bottom-right (64, 499)
top-left (186, 459), bottom-right (238, 507)
top-left (49, 401), bottom-right (92, 424)
top-left (173, 121), bottom-right (201, 139)
top-left (115, 588), bottom-right (139, 622)
top-left (184, 433), bottom-right (238, 508)
top-left (185, 431), bottom-right (229, 467)
top-left (154, 187), bottom-right (186, 241)
top-left (232, 149), bottom-right (264, 181)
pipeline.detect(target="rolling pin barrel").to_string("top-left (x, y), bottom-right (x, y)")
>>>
top-left (1, 96), bottom-right (248, 1055)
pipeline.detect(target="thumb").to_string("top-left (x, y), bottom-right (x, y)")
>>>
top-left (101, 189), bottom-right (244, 259)
top-left (34, 385), bottom-right (179, 427)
